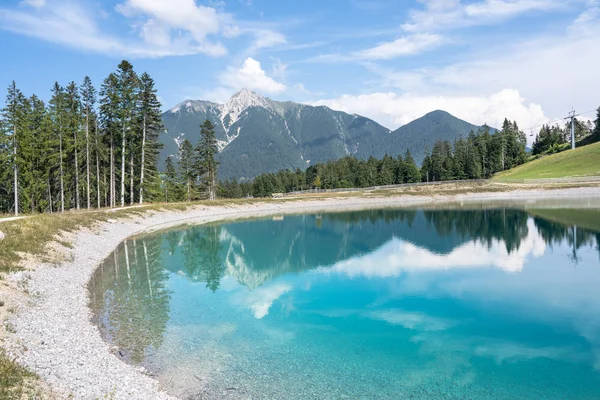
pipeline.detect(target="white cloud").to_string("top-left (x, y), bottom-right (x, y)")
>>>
top-left (367, 309), bottom-right (454, 331)
top-left (21, 0), bottom-right (46, 8)
top-left (0, 0), bottom-right (231, 57)
top-left (220, 57), bottom-right (286, 94)
top-left (243, 283), bottom-right (292, 319)
top-left (313, 89), bottom-right (547, 133)
top-left (402, 0), bottom-right (565, 32)
top-left (356, 33), bottom-right (446, 60)
top-left (320, 219), bottom-right (546, 278)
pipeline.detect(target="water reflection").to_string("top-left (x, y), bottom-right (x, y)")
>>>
top-left (89, 237), bottom-right (171, 363)
top-left (88, 207), bottom-right (600, 399)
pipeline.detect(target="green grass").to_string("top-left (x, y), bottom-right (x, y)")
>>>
top-left (493, 142), bottom-right (600, 181)
top-left (526, 208), bottom-right (600, 232)
top-left (0, 348), bottom-right (35, 399)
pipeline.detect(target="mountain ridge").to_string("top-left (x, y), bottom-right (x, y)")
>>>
top-left (160, 89), bottom-right (484, 179)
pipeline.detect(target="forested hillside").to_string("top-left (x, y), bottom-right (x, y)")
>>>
top-left (0, 61), bottom-right (163, 215)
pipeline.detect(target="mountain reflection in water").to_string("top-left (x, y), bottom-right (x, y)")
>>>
top-left (88, 207), bottom-right (600, 399)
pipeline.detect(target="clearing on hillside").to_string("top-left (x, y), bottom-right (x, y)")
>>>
top-left (494, 142), bottom-right (600, 181)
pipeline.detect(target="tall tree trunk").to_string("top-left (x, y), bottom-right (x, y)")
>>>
top-left (139, 114), bottom-right (146, 205)
top-left (59, 130), bottom-right (65, 213)
top-left (110, 132), bottom-right (114, 207)
top-left (129, 148), bottom-right (134, 206)
top-left (95, 119), bottom-right (101, 209)
top-left (86, 108), bottom-right (91, 209)
top-left (13, 123), bottom-right (18, 216)
top-left (121, 122), bottom-right (126, 207)
top-left (48, 176), bottom-right (53, 213)
top-left (74, 128), bottom-right (80, 210)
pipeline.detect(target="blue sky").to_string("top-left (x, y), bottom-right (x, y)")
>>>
top-left (1, 0), bottom-right (599, 133)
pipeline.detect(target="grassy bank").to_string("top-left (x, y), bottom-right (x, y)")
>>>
top-left (493, 142), bottom-right (600, 181)
top-left (526, 208), bottom-right (600, 232)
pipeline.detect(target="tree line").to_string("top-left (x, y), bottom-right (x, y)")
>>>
top-left (215, 119), bottom-right (530, 199)
top-left (0, 60), bottom-right (163, 215)
top-left (421, 119), bottom-right (528, 181)
top-left (533, 113), bottom-right (599, 155)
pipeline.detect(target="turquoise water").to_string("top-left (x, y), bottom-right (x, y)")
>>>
top-left (89, 208), bottom-right (600, 399)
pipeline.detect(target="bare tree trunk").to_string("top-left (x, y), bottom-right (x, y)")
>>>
top-left (48, 176), bottom-right (53, 213)
top-left (74, 126), bottom-right (80, 210)
top-left (129, 147), bottom-right (134, 206)
top-left (86, 108), bottom-right (91, 209)
top-left (59, 130), bottom-right (65, 213)
top-left (95, 119), bottom-right (101, 209)
top-left (139, 114), bottom-right (146, 205)
top-left (13, 124), bottom-right (18, 216)
top-left (110, 132), bottom-right (114, 208)
top-left (121, 123), bottom-right (126, 207)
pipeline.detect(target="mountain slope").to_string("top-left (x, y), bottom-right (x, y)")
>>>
top-left (389, 110), bottom-right (482, 165)
top-left (160, 90), bottom-right (485, 180)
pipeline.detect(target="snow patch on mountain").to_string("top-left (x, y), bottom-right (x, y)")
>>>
top-left (169, 100), bottom-right (221, 114)
top-left (217, 126), bottom-right (242, 151)
top-left (221, 88), bottom-right (275, 130)
top-left (174, 132), bottom-right (186, 151)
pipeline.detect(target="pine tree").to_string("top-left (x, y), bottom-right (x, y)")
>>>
top-left (164, 155), bottom-right (181, 202)
top-left (49, 83), bottom-right (66, 212)
top-left (179, 139), bottom-right (195, 201)
top-left (137, 72), bottom-right (163, 204)
top-left (115, 60), bottom-right (138, 206)
top-left (403, 149), bottom-right (421, 183)
top-left (81, 77), bottom-right (96, 210)
top-left (65, 82), bottom-right (81, 210)
top-left (100, 73), bottom-right (120, 207)
top-left (2, 81), bottom-right (26, 216)
top-left (194, 119), bottom-right (219, 200)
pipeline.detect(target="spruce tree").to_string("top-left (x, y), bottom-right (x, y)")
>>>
top-left (194, 119), bottom-right (219, 200)
top-left (2, 81), bottom-right (26, 216)
top-left (137, 72), bottom-right (163, 204)
top-left (65, 82), bottom-right (81, 210)
top-left (100, 73), bottom-right (120, 207)
top-left (49, 83), bottom-right (66, 212)
top-left (403, 149), bottom-right (421, 183)
top-left (115, 60), bottom-right (138, 206)
top-left (81, 76), bottom-right (96, 209)
top-left (179, 139), bottom-right (195, 201)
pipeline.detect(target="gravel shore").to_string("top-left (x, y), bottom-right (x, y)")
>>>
top-left (5, 188), bottom-right (600, 399)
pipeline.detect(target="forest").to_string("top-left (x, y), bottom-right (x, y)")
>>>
top-left (218, 121), bottom-right (529, 198)
top-left (0, 61), bottom-right (163, 215)
top-left (1, 60), bottom-right (599, 213)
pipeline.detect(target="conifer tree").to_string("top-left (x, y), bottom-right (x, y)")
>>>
top-left (49, 83), bottom-right (66, 212)
top-left (100, 73), bottom-right (120, 207)
top-left (195, 119), bottom-right (219, 200)
top-left (65, 82), bottom-right (81, 210)
top-left (81, 76), bottom-right (96, 209)
top-left (2, 81), bottom-right (26, 216)
top-left (179, 139), bottom-right (194, 201)
top-left (137, 72), bottom-right (163, 204)
top-left (115, 60), bottom-right (138, 206)
top-left (403, 149), bottom-right (421, 183)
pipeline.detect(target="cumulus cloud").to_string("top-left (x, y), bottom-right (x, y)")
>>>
top-left (220, 57), bottom-right (286, 94)
top-left (313, 89), bottom-right (548, 133)
top-left (319, 219), bottom-right (546, 278)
